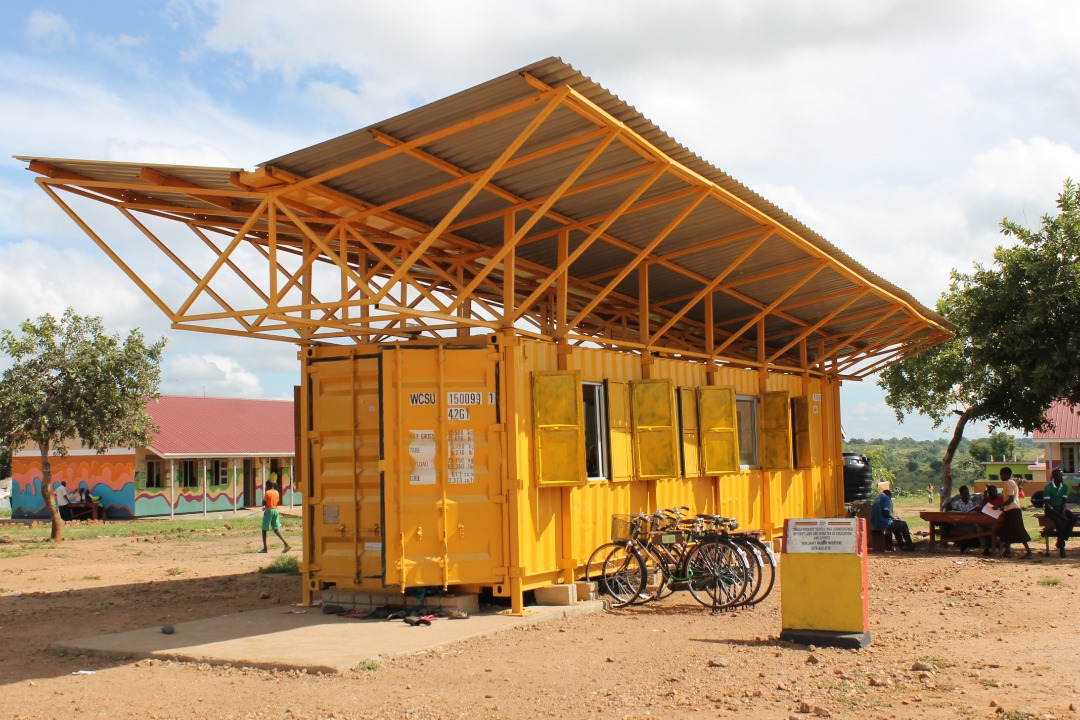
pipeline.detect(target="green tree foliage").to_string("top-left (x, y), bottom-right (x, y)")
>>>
top-left (0, 310), bottom-right (165, 539)
top-left (968, 438), bottom-right (991, 463)
top-left (0, 444), bottom-right (10, 479)
top-left (987, 431), bottom-right (1017, 460)
top-left (880, 180), bottom-right (1080, 499)
top-left (844, 435), bottom-right (1037, 497)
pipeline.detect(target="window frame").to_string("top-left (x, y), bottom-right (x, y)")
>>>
top-left (179, 459), bottom-right (199, 489)
top-left (1062, 445), bottom-right (1078, 474)
top-left (143, 459), bottom-right (164, 490)
top-left (582, 381), bottom-right (609, 481)
top-left (735, 395), bottom-right (759, 470)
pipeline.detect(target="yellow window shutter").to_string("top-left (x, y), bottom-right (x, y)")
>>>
top-left (698, 386), bottom-right (739, 474)
top-left (792, 396), bottom-right (812, 469)
top-left (532, 371), bottom-right (586, 486)
top-left (761, 390), bottom-right (792, 471)
top-left (678, 387), bottom-right (701, 477)
top-left (605, 379), bottom-right (634, 482)
top-left (631, 379), bottom-right (678, 479)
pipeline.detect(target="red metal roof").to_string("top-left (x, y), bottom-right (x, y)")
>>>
top-left (146, 395), bottom-right (294, 457)
top-left (1033, 401), bottom-right (1080, 442)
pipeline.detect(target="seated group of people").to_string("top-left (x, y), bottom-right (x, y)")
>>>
top-left (940, 467), bottom-right (1033, 557)
top-left (53, 480), bottom-right (96, 521)
top-left (871, 466), bottom-right (1064, 558)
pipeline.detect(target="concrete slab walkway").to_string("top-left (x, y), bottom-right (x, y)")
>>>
top-left (53, 601), bottom-right (605, 673)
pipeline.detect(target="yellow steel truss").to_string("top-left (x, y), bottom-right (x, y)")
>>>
top-left (22, 73), bottom-right (950, 379)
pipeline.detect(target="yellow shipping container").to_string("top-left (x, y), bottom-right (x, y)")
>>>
top-left (299, 335), bottom-right (845, 612)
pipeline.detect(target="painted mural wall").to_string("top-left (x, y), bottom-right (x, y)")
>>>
top-left (12, 453), bottom-right (298, 519)
top-left (11, 454), bottom-right (138, 519)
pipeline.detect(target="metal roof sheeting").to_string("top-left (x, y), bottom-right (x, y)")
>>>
top-left (19, 57), bottom-right (951, 377)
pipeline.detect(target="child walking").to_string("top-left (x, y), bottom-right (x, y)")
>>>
top-left (259, 481), bottom-right (291, 553)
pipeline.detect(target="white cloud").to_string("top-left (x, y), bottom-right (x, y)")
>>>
top-left (24, 10), bottom-right (75, 46)
top-left (161, 353), bottom-right (264, 397)
top-left (5, 0), bottom-right (1080, 438)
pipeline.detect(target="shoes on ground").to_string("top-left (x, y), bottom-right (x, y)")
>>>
top-left (282, 545), bottom-right (291, 553)
top-left (257, 548), bottom-right (268, 554)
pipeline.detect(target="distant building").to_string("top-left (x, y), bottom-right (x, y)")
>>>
top-left (10, 395), bottom-right (295, 519)
top-left (976, 459), bottom-right (1045, 495)
top-left (1032, 400), bottom-right (1080, 499)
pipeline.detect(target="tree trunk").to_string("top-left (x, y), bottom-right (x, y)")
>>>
top-left (38, 440), bottom-right (64, 541)
top-left (940, 408), bottom-right (972, 506)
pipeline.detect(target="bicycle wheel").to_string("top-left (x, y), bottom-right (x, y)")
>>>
top-left (586, 542), bottom-right (646, 607)
top-left (685, 539), bottom-right (748, 611)
top-left (727, 537), bottom-right (764, 606)
top-left (738, 537), bottom-right (776, 605)
top-left (636, 543), bottom-right (679, 603)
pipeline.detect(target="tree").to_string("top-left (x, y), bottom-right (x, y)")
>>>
top-left (967, 438), bottom-right (992, 464)
top-left (987, 432), bottom-right (1017, 461)
top-left (880, 180), bottom-right (1080, 500)
top-left (0, 310), bottom-right (165, 539)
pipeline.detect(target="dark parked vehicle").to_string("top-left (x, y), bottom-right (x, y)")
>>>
top-left (842, 452), bottom-right (874, 503)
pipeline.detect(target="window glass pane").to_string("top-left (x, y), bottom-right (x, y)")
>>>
top-left (583, 382), bottom-right (608, 480)
top-left (736, 396), bottom-right (758, 468)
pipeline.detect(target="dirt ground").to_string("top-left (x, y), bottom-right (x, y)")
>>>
top-left (2, 512), bottom-right (1079, 720)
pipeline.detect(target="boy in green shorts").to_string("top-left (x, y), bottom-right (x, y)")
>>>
top-left (259, 481), bottom-right (291, 553)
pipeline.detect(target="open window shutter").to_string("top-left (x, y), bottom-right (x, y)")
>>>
top-left (605, 379), bottom-right (634, 482)
top-left (532, 371), bottom-right (586, 486)
top-left (631, 379), bottom-right (678, 479)
top-left (792, 396), bottom-right (812, 469)
top-left (761, 390), bottom-right (792, 471)
top-left (699, 386), bottom-right (739, 474)
top-left (677, 387), bottom-right (700, 477)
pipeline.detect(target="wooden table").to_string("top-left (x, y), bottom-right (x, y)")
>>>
top-left (67, 501), bottom-right (106, 521)
top-left (920, 511), bottom-right (1000, 552)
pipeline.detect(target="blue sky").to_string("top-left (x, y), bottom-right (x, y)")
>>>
top-left (2, 1), bottom-right (1079, 440)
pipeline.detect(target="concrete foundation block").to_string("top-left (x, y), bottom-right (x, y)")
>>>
top-left (575, 581), bottom-right (598, 602)
top-left (533, 584), bottom-right (577, 606)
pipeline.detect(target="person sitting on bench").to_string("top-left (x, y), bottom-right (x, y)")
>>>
top-left (871, 489), bottom-right (915, 551)
top-left (1044, 468), bottom-right (1076, 558)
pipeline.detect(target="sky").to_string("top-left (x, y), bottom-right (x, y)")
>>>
top-left (1, 0), bottom-right (1078, 441)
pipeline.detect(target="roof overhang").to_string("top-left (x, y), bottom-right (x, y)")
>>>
top-left (18, 57), bottom-right (951, 379)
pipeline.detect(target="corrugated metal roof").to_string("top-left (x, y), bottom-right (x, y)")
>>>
top-left (19, 57), bottom-right (951, 376)
top-left (146, 395), bottom-right (294, 457)
top-left (1033, 401), bottom-right (1080, 442)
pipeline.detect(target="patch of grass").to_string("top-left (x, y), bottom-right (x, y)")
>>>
top-left (164, 567), bottom-right (186, 576)
top-left (1039, 576), bottom-right (1062, 587)
top-left (354, 659), bottom-right (380, 671)
top-left (918, 656), bottom-right (957, 669)
top-left (0, 515), bottom-right (299, 545)
top-left (81, 574), bottom-right (101, 581)
top-left (259, 554), bottom-right (300, 575)
top-left (997, 711), bottom-right (1033, 720)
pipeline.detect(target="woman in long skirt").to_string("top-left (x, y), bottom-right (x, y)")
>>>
top-left (998, 468), bottom-right (1031, 558)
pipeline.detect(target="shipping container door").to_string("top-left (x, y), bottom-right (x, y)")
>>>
top-left (307, 356), bottom-right (383, 589)
top-left (382, 347), bottom-right (504, 589)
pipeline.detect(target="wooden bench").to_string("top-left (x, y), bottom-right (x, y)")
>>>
top-left (1035, 512), bottom-right (1079, 555)
top-left (869, 528), bottom-right (893, 552)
